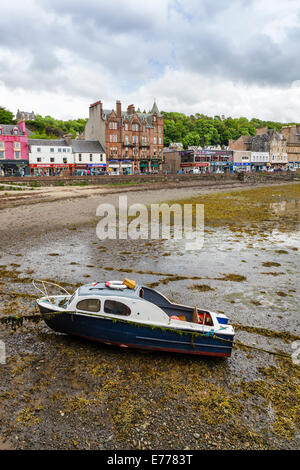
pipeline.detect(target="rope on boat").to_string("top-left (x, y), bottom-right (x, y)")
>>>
top-left (0, 311), bottom-right (295, 360)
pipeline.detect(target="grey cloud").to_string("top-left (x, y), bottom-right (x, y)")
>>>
top-left (0, 0), bottom-right (300, 100)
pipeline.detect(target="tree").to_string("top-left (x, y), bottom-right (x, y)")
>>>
top-left (0, 106), bottom-right (14, 124)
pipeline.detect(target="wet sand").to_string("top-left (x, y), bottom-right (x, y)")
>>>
top-left (0, 182), bottom-right (299, 450)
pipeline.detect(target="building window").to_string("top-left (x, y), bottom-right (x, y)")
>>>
top-left (109, 122), bottom-right (117, 129)
top-left (158, 127), bottom-right (161, 133)
top-left (37, 157), bottom-right (41, 162)
top-left (78, 154), bottom-right (82, 162)
top-left (110, 134), bottom-right (118, 142)
top-left (125, 123), bottom-right (128, 131)
top-left (50, 148), bottom-right (54, 153)
top-left (132, 123), bottom-right (139, 132)
top-left (0, 151), bottom-right (4, 159)
top-left (58, 148), bottom-right (61, 152)
top-left (159, 137), bottom-right (162, 144)
top-left (125, 135), bottom-right (129, 144)
top-left (90, 155), bottom-right (93, 162)
top-left (14, 151), bottom-right (20, 159)
top-left (154, 148), bottom-right (157, 157)
top-left (50, 157), bottom-right (55, 163)
top-left (63, 148), bottom-right (66, 153)
top-left (153, 137), bottom-right (157, 144)
top-left (37, 147), bottom-right (41, 152)
top-left (153, 116), bottom-right (156, 122)
top-left (13, 128), bottom-right (19, 135)
top-left (63, 158), bottom-right (67, 164)
top-left (0, 128), bottom-right (2, 135)
top-left (100, 154), bottom-right (103, 162)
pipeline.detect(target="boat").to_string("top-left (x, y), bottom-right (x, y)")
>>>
top-left (34, 279), bottom-right (235, 357)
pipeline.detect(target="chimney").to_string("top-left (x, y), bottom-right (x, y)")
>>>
top-left (116, 100), bottom-right (121, 118)
top-left (127, 104), bottom-right (135, 115)
top-left (256, 126), bottom-right (268, 136)
top-left (17, 120), bottom-right (26, 134)
top-left (63, 133), bottom-right (72, 146)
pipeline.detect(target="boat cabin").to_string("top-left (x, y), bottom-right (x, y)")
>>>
top-left (63, 282), bottom-right (217, 327)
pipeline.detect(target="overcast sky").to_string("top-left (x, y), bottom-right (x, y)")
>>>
top-left (1, 0), bottom-right (300, 121)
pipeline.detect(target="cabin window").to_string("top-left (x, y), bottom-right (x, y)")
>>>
top-left (76, 299), bottom-right (101, 312)
top-left (104, 300), bottom-right (131, 316)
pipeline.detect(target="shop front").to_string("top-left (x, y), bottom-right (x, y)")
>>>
top-left (108, 160), bottom-right (121, 175)
top-left (150, 160), bottom-right (161, 174)
top-left (209, 161), bottom-right (229, 174)
top-left (250, 162), bottom-right (268, 172)
top-left (139, 160), bottom-right (150, 173)
top-left (75, 164), bottom-right (88, 175)
top-left (121, 160), bottom-right (133, 175)
top-left (30, 163), bottom-right (74, 176)
top-left (180, 162), bottom-right (209, 174)
top-left (0, 160), bottom-right (29, 176)
top-left (233, 162), bottom-right (251, 172)
top-left (88, 163), bottom-right (107, 175)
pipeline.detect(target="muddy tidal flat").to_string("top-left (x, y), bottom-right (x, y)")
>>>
top-left (0, 182), bottom-right (299, 450)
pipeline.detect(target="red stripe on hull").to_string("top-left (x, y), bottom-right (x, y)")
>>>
top-left (73, 333), bottom-right (232, 357)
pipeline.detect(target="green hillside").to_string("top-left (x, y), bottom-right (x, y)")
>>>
top-left (1, 105), bottom-right (299, 147)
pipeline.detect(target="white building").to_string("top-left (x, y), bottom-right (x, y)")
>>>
top-left (72, 140), bottom-right (106, 174)
top-left (28, 139), bottom-right (73, 175)
top-left (250, 151), bottom-right (270, 170)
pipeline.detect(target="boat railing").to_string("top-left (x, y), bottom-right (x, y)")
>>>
top-left (32, 279), bottom-right (71, 301)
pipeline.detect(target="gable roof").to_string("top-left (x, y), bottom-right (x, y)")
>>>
top-left (72, 140), bottom-right (105, 153)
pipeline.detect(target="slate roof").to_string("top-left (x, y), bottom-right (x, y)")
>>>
top-left (72, 140), bottom-right (105, 153)
top-left (102, 100), bottom-right (162, 128)
top-left (0, 124), bottom-right (25, 135)
top-left (28, 139), bottom-right (69, 147)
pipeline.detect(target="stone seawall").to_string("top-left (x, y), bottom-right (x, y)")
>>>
top-left (0, 172), bottom-right (298, 187)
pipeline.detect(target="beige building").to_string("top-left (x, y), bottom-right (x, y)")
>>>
top-left (281, 125), bottom-right (300, 168)
top-left (229, 128), bottom-right (288, 169)
top-left (232, 150), bottom-right (252, 171)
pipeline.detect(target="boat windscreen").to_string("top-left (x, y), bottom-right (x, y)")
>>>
top-left (68, 293), bottom-right (76, 305)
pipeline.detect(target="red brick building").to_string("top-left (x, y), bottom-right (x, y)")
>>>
top-left (85, 100), bottom-right (164, 174)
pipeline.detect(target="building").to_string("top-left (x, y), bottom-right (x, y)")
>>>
top-left (281, 125), bottom-right (300, 169)
top-left (16, 110), bottom-right (36, 121)
top-left (229, 128), bottom-right (287, 169)
top-left (72, 140), bottom-right (106, 174)
top-left (84, 99), bottom-right (164, 174)
top-left (179, 149), bottom-right (232, 173)
top-left (0, 121), bottom-right (29, 176)
top-left (250, 151), bottom-right (270, 171)
top-left (28, 139), bottom-right (73, 175)
top-left (169, 142), bottom-right (183, 150)
top-left (162, 149), bottom-right (181, 173)
top-left (232, 150), bottom-right (252, 171)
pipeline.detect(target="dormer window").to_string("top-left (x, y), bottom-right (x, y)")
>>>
top-left (0, 128), bottom-right (2, 135)
top-left (13, 127), bottom-right (19, 135)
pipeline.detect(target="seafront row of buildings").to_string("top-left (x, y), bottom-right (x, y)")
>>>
top-left (0, 99), bottom-right (300, 176)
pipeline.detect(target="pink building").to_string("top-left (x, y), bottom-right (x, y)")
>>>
top-left (0, 120), bottom-right (29, 176)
